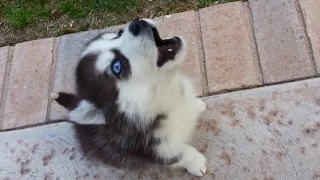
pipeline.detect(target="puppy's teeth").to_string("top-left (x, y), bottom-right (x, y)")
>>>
top-left (50, 93), bottom-right (59, 100)
top-left (168, 48), bottom-right (173, 52)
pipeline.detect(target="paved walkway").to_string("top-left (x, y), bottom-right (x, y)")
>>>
top-left (0, 0), bottom-right (320, 179)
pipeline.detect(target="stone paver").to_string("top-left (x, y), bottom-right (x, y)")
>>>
top-left (2, 78), bottom-right (320, 179)
top-left (156, 11), bottom-right (204, 96)
top-left (49, 30), bottom-right (100, 121)
top-left (249, 0), bottom-right (316, 84)
top-left (299, 0), bottom-right (320, 73)
top-left (0, 47), bottom-right (10, 128)
top-left (0, 47), bottom-right (10, 106)
top-left (200, 2), bottom-right (262, 93)
top-left (2, 39), bottom-right (54, 129)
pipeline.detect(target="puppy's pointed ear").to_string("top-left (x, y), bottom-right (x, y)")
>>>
top-left (51, 92), bottom-right (80, 111)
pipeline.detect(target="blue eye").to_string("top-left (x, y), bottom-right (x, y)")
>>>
top-left (112, 60), bottom-right (121, 74)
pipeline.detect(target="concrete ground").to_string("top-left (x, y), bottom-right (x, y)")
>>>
top-left (0, 0), bottom-right (320, 179)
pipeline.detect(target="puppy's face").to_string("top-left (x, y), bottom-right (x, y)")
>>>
top-left (81, 18), bottom-right (186, 83)
top-left (77, 18), bottom-right (187, 115)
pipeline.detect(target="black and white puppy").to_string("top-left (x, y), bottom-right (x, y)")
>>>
top-left (52, 18), bottom-right (207, 176)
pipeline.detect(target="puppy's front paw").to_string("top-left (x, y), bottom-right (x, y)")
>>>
top-left (50, 92), bottom-right (59, 100)
top-left (196, 99), bottom-right (206, 114)
top-left (186, 151), bottom-right (207, 176)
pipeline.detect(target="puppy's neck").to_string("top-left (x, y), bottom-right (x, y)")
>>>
top-left (117, 68), bottom-right (185, 125)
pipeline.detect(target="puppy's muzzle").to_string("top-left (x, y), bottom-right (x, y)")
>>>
top-left (129, 18), bottom-right (153, 36)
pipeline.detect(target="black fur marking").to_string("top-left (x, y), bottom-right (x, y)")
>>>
top-left (85, 29), bottom-right (123, 47)
top-left (85, 33), bottom-right (105, 47)
top-left (54, 93), bottom-right (80, 110)
top-left (129, 18), bottom-right (152, 36)
top-left (113, 29), bottom-right (124, 39)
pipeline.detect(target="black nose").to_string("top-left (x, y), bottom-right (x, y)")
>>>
top-left (129, 18), bottom-right (151, 36)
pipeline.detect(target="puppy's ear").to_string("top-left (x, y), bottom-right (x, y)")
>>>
top-left (51, 92), bottom-right (80, 111)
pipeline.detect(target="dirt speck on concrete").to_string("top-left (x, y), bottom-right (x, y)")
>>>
top-left (20, 167), bottom-right (30, 175)
top-left (316, 121), bottom-right (320, 128)
top-left (264, 177), bottom-right (275, 180)
top-left (274, 129), bottom-right (282, 136)
top-left (44, 172), bottom-right (52, 180)
top-left (263, 117), bottom-right (271, 125)
top-left (62, 148), bottom-right (69, 154)
top-left (311, 143), bottom-right (318, 148)
top-left (313, 171), bottom-right (320, 179)
top-left (94, 173), bottom-right (101, 179)
top-left (275, 150), bottom-right (286, 160)
top-left (313, 98), bottom-right (320, 106)
top-left (198, 119), bottom-right (221, 136)
top-left (242, 167), bottom-right (250, 173)
top-left (69, 147), bottom-right (77, 160)
top-left (31, 144), bottom-right (39, 154)
top-left (20, 159), bottom-right (31, 176)
top-left (231, 119), bottom-right (240, 126)
top-left (246, 136), bottom-right (253, 142)
top-left (18, 139), bottom-right (23, 144)
top-left (137, 172), bottom-right (144, 179)
top-left (303, 122), bottom-right (318, 136)
top-left (258, 99), bottom-right (266, 112)
top-left (269, 110), bottom-right (279, 117)
top-left (220, 150), bottom-right (231, 166)
top-left (150, 172), bottom-right (159, 179)
top-left (43, 149), bottom-right (55, 166)
top-left (272, 92), bottom-right (278, 100)
top-left (199, 142), bottom-right (209, 153)
top-left (246, 106), bottom-right (256, 119)
top-left (218, 100), bottom-right (236, 118)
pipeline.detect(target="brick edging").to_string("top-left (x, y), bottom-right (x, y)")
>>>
top-left (0, 46), bottom-right (13, 130)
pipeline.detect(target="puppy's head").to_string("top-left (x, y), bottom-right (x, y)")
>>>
top-left (77, 18), bottom-right (187, 107)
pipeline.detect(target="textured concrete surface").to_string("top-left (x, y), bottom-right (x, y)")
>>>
top-left (200, 2), bottom-right (262, 93)
top-left (199, 78), bottom-right (320, 179)
top-left (249, 0), bottom-right (316, 83)
top-left (299, 0), bottom-right (320, 73)
top-left (49, 30), bottom-right (100, 121)
top-left (157, 11), bottom-right (204, 96)
top-left (2, 39), bottom-right (54, 129)
top-left (1, 78), bottom-right (320, 179)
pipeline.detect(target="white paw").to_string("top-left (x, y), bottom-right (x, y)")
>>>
top-left (50, 92), bottom-right (59, 100)
top-left (196, 99), bottom-right (206, 113)
top-left (186, 152), bottom-right (207, 176)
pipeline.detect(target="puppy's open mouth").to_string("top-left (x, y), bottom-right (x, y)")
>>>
top-left (152, 28), bottom-right (181, 67)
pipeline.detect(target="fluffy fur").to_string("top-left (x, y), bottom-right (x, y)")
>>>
top-left (53, 18), bottom-right (207, 176)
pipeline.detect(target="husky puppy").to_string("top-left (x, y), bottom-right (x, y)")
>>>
top-left (52, 18), bottom-right (207, 176)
